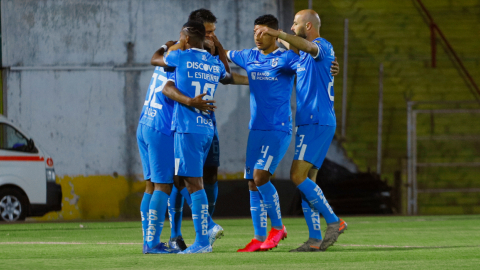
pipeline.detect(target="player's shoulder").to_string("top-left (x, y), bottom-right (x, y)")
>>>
top-left (314, 37), bottom-right (333, 48)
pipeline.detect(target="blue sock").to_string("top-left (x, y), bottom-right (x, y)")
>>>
top-left (146, 190), bottom-right (169, 248)
top-left (256, 181), bottom-right (283, 229)
top-left (301, 193), bottom-right (322, 240)
top-left (180, 187), bottom-right (192, 209)
top-left (190, 189), bottom-right (210, 246)
top-left (297, 178), bottom-right (339, 224)
top-left (250, 190), bottom-right (267, 241)
top-left (140, 193), bottom-right (152, 246)
top-left (168, 186), bottom-right (184, 239)
top-left (204, 182), bottom-right (218, 217)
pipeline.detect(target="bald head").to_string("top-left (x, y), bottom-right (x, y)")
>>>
top-left (296, 9), bottom-right (321, 30)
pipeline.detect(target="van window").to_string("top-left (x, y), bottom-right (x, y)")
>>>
top-left (0, 123), bottom-right (30, 152)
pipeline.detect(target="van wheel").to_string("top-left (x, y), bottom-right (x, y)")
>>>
top-left (0, 188), bottom-right (27, 222)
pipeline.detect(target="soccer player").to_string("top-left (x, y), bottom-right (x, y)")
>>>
top-left (227, 14), bottom-right (298, 252)
top-left (163, 20), bottom-right (232, 254)
top-left (139, 42), bottom-right (216, 253)
top-left (255, 9), bottom-right (348, 252)
top-left (156, 9), bottom-right (248, 251)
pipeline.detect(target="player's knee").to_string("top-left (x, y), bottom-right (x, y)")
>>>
top-left (145, 180), bottom-right (154, 194)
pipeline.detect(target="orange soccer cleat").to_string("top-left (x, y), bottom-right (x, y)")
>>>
top-left (260, 225), bottom-right (287, 251)
top-left (237, 238), bottom-right (265, 252)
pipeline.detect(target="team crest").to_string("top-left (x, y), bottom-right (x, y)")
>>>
top-left (202, 54), bottom-right (207, 61)
top-left (251, 72), bottom-right (256, 80)
top-left (271, 58), bottom-right (279, 67)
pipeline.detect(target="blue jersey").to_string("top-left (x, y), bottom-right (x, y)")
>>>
top-left (164, 48), bottom-right (227, 135)
top-left (139, 66), bottom-right (175, 136)
top-left (227, 48), bottom-right (298, 132)
top-left (295, 37), bottom-right (336, 126)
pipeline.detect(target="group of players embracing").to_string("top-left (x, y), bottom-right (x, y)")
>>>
top-left (137, 8), bottom-right (347, 254)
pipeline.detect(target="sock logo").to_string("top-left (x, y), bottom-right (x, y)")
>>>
top-left (314, 186), bottom-right (334, 214)
top-left (311, 210), bottom-right (321, 230)
top-left (273, 192), bottom-right (282, 219)
top-left (201, 204), bottom-right (209, 235)
top-left (260, 200), bottom-right (268, 228)
top-left (146, 209), bottom-right (158, 242)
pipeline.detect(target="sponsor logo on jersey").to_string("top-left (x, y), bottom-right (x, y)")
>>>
top-left (297, 64), bottom-right (306, 72)
top-left (187, 61), bottom-right (220, 74)
top-left (250, 71), bottom-right (277, 81)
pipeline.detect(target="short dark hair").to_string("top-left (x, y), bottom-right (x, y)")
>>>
top-left (188, 8), bottom-right (217, 24)
top-left (254, 14), bottom-right (278, 30)
top-left (182, 20), bottom-right (206, 43)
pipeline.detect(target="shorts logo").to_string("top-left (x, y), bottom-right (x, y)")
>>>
top-left (271, 58), bottom-right (279, 67)
top-left (251, 72), bottom-right (256, 80)
top-left (246, 166), bottom-right (251, 175)
top-left (256, 159), bottom-right (264, 166)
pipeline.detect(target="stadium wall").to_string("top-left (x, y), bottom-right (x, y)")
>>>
top-left (1, 0), bottom-right (300, 220)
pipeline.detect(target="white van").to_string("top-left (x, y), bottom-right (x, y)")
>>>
top-left (0, 114), bottom-right (62, 221)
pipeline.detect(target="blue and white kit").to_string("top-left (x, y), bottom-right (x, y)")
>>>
top-left (137, 66), bottom-right (176, 183)
top-left (227, 48), bottom-right (298, 178)
top-left (165, 48), bottom-right (227, 177)
top-left (294, 37), bottom-right (337, 168)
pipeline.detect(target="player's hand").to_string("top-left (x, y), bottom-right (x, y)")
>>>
top-left (255, 26), bottom-right (279, 38)
top-left (204, 39), bottom-right (216, 55)
top-left (188, 93), bottom-right (216, 113)
top-left (164, 40), bottom-right (177, 50)
top-left (331, 57), bottom-right (340, 76)
top-left (211, 34), bottom-right (224, 49)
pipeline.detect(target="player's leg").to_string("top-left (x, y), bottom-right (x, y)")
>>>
top-left (291, 125), bottom-right (347, 251)
top-left (249, 130), bottom-right (291, 251)
top-left (203, 129), bottom-right (220, 217)
top-left (168, 176), bottom-right (187, 252)
top-left (143, 126), bottom-right (175, 254)
top-left (137, 124), bottom-right (153, 253)
top-left (175, 133), bottom-right (214, 254)
top-left (237, 131), bottom-right (268, 252)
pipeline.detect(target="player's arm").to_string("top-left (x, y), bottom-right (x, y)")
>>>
top-left (150, 40), bottom-right (177, 67)
top-left (163, 81), bottom-right (216, 113)
top-left (255, 27), bottom-right (318, 57)
top-left (211, 34), bottom-right (230, 74)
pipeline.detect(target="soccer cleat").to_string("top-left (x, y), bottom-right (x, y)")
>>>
top-left (145, 242), bottom-right (172, 254)
top-left (168, 236), bottom-right (187, 253)
top-left (289, 238), bottom-right (323, 252)
top-left (207, 224), bottom-right (224, 246)
top-left (178, 242), bottom-right (212, 254)
top-left (260, 225), bottom-right (287, 251)
top-left (319, 218), bottom-right (348, 251)
top-left (237, 238), bottom-right (264, 252)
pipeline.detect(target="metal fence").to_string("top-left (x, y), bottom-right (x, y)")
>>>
top-left (407, 101), bottom-right (480, 215)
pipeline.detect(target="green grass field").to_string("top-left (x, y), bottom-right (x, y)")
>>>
top-left (1, 215), bottom-right (480, 269)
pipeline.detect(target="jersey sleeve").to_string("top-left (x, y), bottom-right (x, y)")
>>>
top-left (227, 49), bottom-right (250, 69)
top-left (312, 39), bottom-right (330, 60)
top-left (218, 61), bottom-right (227, 80)
top-left (285, 50), bottom-right (300, 72)
top-left (164, 49), bottom-right (181, 67)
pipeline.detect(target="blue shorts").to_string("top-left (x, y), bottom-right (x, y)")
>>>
top-left (204, 128), bottom-right (220, 167)
top-left (244, 130), bottom-right (292, 179)
top-left (174, 133), bottom-right (213, 177)
top-left (294, 124), bottom-right (335, 169)
top-left (136, 124), bottom-right (174, 184)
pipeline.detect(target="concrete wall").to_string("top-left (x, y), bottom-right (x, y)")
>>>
top-left (1, 0), bottom-right (300, 219)
top-left (2, 0), bottom-right (295, 178)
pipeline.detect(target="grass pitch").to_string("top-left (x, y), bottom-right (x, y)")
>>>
top-left (1, 215), bottom-right (479, 269)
